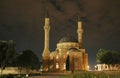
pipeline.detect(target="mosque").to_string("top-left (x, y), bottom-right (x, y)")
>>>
top-left (42, 13), bottom-right (88, 72)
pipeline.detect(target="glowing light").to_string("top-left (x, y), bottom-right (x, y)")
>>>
top-left (56, 63), bottom-right (59, 69)
top-left (56, 55), bottom-right (59, 59)
top-left (63, 63), bottom-right (66, 69)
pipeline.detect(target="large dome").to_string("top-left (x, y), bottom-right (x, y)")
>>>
top-left (59, 36), bottom-right (78, 43)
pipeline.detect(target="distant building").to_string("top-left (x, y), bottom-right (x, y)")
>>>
top-left (42, 13), bottom-right (88, 72)
top-left (95, 64), bottom-right (120, 71)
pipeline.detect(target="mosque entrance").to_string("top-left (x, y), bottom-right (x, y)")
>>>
top-left (66, 55), bottom-right (70, 71)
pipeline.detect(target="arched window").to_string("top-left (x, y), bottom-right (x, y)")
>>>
top-left (56, 63), bottom-right (59, 69)
top-left (56, 55), bottom-right (59, 59)
top-left (63, 63), bottom-right (66, 69)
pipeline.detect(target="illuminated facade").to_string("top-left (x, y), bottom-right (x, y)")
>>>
top-left (42, 14), bottom-right (88, 72)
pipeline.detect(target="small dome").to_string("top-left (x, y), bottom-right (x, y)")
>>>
top-left (59, 36), bottom-right (78, 43)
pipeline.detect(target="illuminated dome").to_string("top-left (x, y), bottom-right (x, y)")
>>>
top-left (59, 36), bottom-right (78, 43)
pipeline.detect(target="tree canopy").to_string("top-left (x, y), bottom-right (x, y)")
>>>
top-left (0, 40), bottom-right (16, 75)
top-left (0, 40), bottom-right (40, 75)
top-left (96, 48), bottom-right (120, 64)
top-left (16, 49), bottom-right (40, 70)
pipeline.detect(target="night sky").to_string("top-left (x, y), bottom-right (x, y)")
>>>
top-left (0, 0), bottom-right (120, 68)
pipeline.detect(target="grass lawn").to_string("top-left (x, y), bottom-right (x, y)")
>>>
top-left (1, 71), bottom-right (120, 78)
top-left (61, 71), bottom-right (120, 78)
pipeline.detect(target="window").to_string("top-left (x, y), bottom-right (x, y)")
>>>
top-left (63, 63), bottom-right (66, 69)
top-left (56, 55), bottom-right (59, 59)
top-left (56, 63), bottom-right (59, 69)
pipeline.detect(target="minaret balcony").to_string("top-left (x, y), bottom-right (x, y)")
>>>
top-left (77, 29), bottom-right (83, 33)
top-left (44, 26), bottom-right (50, 30)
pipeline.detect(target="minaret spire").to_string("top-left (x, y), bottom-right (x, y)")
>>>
top-left (77, 17), bottom-right (83, 48)
top-left (45, 7), bottom-right (49, 18)
top-left (42, 9), bottom-right (50, 71)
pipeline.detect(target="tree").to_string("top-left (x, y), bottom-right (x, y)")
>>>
top-left (0, 40), bottom-right (16, 75)
top-left (100, 51), bottom-right (113, 64)
top-left (16, 50), bottom-right (40, 74)
top-left (96, 48), bottom-right (108, 63)
top-left (96, 48), bottom-right (120, 64)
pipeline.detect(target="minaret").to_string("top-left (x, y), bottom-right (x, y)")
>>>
top-left (77, 19), bottom-right (83, 48)
top-left (42, 11), bottom-right (50, 71)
